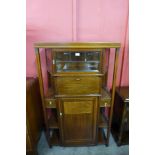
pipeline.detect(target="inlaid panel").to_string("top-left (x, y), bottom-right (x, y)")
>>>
top-left (55, 76), bottom-right (101, 95)
top-left (58, 97), bottom-right (98, 145)
top-left (64, 101), bottom-right (93, 114)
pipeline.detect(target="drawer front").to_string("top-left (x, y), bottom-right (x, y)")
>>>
top-left (100, 99), bottom-right (111, 107)
top-left (55, 76), bottom-right (101, 95)
top-left (45, 99), bottom-right (56, 108)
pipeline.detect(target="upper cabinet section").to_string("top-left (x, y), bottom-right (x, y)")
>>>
top-left (35, 42), bottom-right (121, 76)
top-left (55, 51), bottom-right (100, 73)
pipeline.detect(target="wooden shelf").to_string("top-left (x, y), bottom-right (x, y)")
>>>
top-left (98, 112), bottom-right (108, 128)
top-left (100, 88), bottom-right (111, 107)
top-left (98, 128), bottom-right (106, 144)
top-left (48, 115), bottom-right (59, 129)
top-left (101, 88), bottom-right (111, 100)
top-left (50, 130), bottom-right (60, 146)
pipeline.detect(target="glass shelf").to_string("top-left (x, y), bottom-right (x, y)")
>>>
top-left (56, 61), bottom-right (100, 63)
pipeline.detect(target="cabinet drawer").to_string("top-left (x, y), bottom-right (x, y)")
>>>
top-left (55, 76), bottom-right (101, 95)
top-left (45, 99), bottom-right (56, 108)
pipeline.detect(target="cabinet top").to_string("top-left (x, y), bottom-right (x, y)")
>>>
top-left (34, 42), bottom-right (121, 48)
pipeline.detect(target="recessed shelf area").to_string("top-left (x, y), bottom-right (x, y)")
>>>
top-left (50, 129), bottom-right (60, 146)
top-left (98, 128), bottom-right (106, 145)
top-left (98, 112), bottom-right (108, 128)
top-left (48, 109), bottom-right (59, 129)
top-left (48, 115), bottom-right (58, 129)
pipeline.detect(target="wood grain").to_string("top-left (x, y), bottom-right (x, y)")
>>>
top-left (58, 97), bottom-right (98, 145)
top-left (34, 42), bottom-right (121, 48)
top-left (55, 76), bottom-right (101, 95)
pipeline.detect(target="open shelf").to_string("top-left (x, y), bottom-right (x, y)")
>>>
top-left (48, 116), bottom-right (58, 129)
top-left (50, 130), bottom-right (60, 146)
top-left (98, 112), bottom-right (108, 128)
top-left (56, 60), bottom-right (100, 63)
top-left (98, 128), bottom-right (106, 144)
top-left (48, 109), bottom-right (59, 129)
top-left (100, 88), bottom-right (111, 107)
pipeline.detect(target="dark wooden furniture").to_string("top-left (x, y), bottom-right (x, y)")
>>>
top-left (26, 77), bottom-right (44, 155)
top-left (111, 87), bottom-right (129, 146)
top-left (34, 42), bottom-right (120, 147)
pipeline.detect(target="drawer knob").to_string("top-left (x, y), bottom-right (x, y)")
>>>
top-left (75, 78), bottom-right (81, 81)
top-left (49, 101), bottom-right (52, 105)
top-left (105, 102), bottom-right (107, 106)
top-left (60, 112), bottom-right (62, 116)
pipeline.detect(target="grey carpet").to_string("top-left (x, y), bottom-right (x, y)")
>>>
top-left (37, 132), bottom-right (129, 155)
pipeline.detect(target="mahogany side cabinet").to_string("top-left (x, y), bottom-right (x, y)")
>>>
top-left (34, 42), bottom-right (120, 147)
top-left (111, 87), bottom-right (129, 146)
top-left (26, 77), bottom-right (44, 155)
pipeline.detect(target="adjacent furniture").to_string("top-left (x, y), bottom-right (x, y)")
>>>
top-left (34, 42), bottom-right (120, 147)
top-left (111, 87), bottom-right (129, 146)
top-left (26, 77), bottom-right (44, 155)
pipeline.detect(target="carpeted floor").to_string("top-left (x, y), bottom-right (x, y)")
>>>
top-left (37, 131), bottom-right (129, 155)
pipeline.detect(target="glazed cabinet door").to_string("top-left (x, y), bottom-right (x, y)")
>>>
top-left (58, 97), bottom-right (98, 145)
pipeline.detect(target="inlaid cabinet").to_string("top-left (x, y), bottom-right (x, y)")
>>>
top-left (34, 42), bottom-right (120, 147)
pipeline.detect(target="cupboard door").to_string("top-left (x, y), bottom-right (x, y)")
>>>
top-left (58, 97), bottom-right (98, 145)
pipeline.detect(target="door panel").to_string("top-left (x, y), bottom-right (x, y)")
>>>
top-left (64, 101), bottom-right (93, 114)
top-left (58, 97), bottom-right (98, 145)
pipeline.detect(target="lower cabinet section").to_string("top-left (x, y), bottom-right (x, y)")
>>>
top-left (45, 95), bottom-right (112, 146)
top-left (57, 97), bottom-right (98, 146)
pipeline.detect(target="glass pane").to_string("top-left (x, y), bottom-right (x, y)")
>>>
top-left (70, 52), bottom-right (85, 61)
top-left (56, 52), bottom-right (70, 61)
top-left (86, 52), bottom-right (100, 61)
top-left (55, 51), bottom-right (100, 72)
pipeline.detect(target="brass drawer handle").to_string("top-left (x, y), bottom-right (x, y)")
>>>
top-left (105, 102), bottom-right (107, 106)
top-left (49, 101), bottom-right (52, 105)
top-left (75, 78), bottom-right (81, 81)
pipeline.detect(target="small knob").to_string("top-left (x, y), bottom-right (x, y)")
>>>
top-left (60, 112), bottom-right (62, 116)
top-left (105, 102), bottom-right (107, 106)
top-left (49, 101), bottom-right (52, 105)
top-left (75, 78), bottom-right (81, 81)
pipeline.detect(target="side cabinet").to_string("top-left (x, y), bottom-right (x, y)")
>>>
top-left (111, 87), bottom-right (129, 146)
top-left (26, 77), bottom-right (44, 154)
top-left (58, 97), bottom-right (98, 146)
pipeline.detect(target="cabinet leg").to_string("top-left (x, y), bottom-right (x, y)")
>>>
top-left (105, 143), bottom-right (109, 147)
top-left (105, 139), bottom-right (109, 147)
top-left (117, 141), bottom-right (121, 146)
